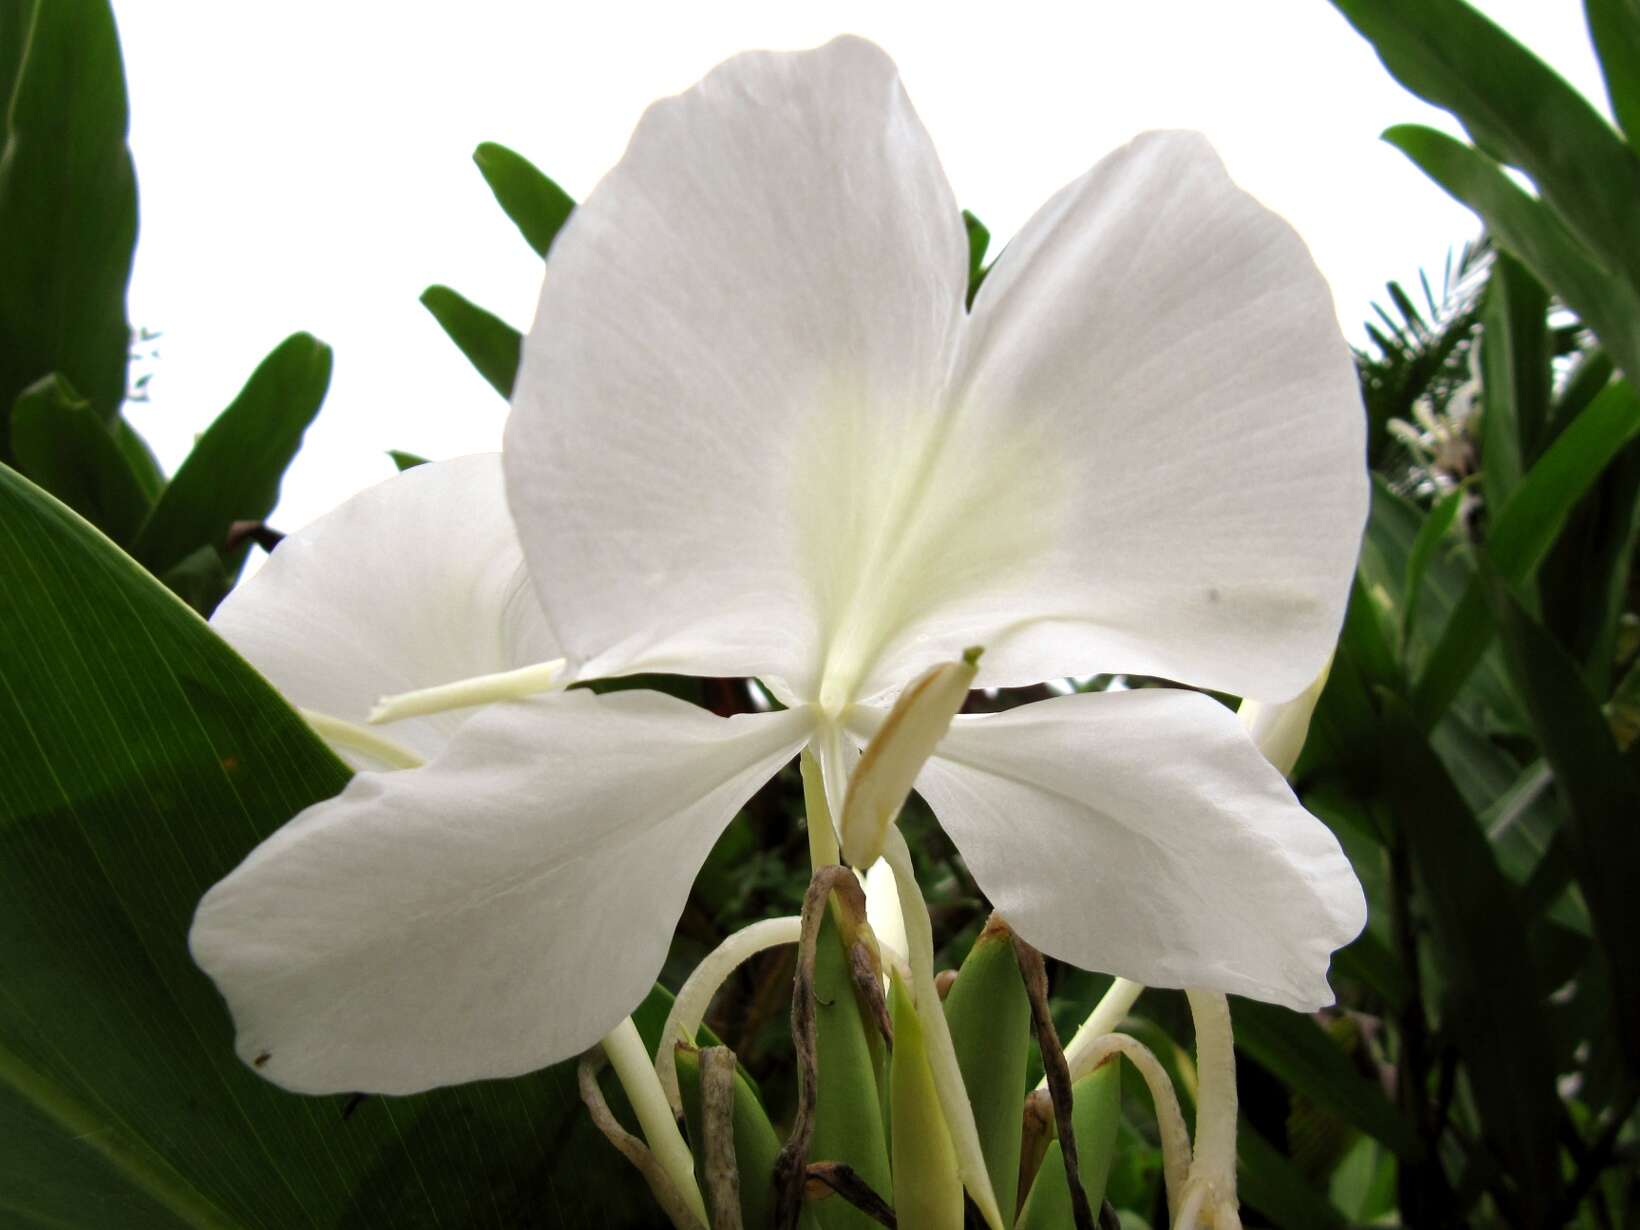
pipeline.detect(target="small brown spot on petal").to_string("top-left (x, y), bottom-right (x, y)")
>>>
top-left (253, 1051), bottom-right (271, 1069)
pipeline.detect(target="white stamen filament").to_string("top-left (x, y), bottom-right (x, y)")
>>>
top-left (1051, 976), bottom-right (1145, 1089)
top-left (654, 915), bottom-right (802, 1115)
top-left (1066, 1032), bottom-right (1193, 1215)
top-left (1176, 989), bottom-right (1240, 1229)
top-left (368, 658), bottom-right (567, 724)
top-left (882, 827), bottom-right (1006, 1230)
top-left (298, 708), bottom-right (424, 769)
top-left (601, 1017), bottom-right (708, 1227)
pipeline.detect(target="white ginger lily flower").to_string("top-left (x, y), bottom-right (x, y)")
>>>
top-left (192, 36), bottom-right (1369, 1100)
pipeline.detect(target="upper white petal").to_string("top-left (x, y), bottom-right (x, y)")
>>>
top-left (859, 689), bottom-right (1366, 1010)
top-left (190, 690), bottom-right (814, 1094)
top-left (862, 131), bottom-right (1368, 703)
top-left (211, 454), bottom-right (558, 764)
top-left (505, 36), bottom-right (968, 698)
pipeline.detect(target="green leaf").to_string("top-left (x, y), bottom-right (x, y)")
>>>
top-left (131, 333), bottom-right (332, 601)
top-left (1489, 378), bottom-right (1640, 585)
top-left (473, 141), bottom-right (575, 259)
top-left (1492, 585), bottom-right (1640, 1074)
top-left (1377, 694), bottom-right (1564, 1221)
top-left (1231, 999), bottom-right (1421, 1160)
top-left (942, 919), bottom-right (1029, 1224)
top-left (113, 413), bottom-right (167, 500)
top-left (1586, 0), bottom-right (1640, 146)
top-left (0, 0), bottom-right (137, 458)
top-left (11, 372), bottom-right (151, 543)
top-left (810, 901), bottom-right (892, 1230)
top-left (1414, 379), bottom-right (1640, 724)
top-left (1014, 1061), bottom-right (1120, 1230)
top-left (889, 971), bottom-right (963, 1230)
top-left (1479, 252), bottom-right (1550, 511)
top-left (1237, 1120), bottom-right (1348, 1230)
top-left (1401, 485), bottom-right (1464, 651)
top-left (1335, 0), bottom-right (1640, 289)
top-left (0, 463), bottom-right (665, 1226)
top-left (387, 449), bottom-right (428, 471)
top-left (420, 285), bottom-right (522, 401)
top-left (1383, 123), bottom-right (1640, 383)
top-left (0, 0), bottom-right (35, 142)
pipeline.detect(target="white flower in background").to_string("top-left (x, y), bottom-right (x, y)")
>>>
top-left (192, 36), bottom-right (1369, 1100)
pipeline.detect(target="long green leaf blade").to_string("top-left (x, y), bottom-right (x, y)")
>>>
top-left (1384, 123), bottom-right (1640, 384)
top-left (1586, 0), bottom-right (1640, 145)
top-left (0, 463), bottom-right (682, 1226)
top-left (1335, 0), bottom-right (1640, 290)
top-left (0, 0), bottom-right (136, 457)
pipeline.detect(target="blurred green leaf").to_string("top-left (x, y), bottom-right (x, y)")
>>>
top-left (1335, 0), bottom-right (1640, 290)
top-left (131, 333), bottom-right (332, 608)
top-left (420, 285), bottom-right (522, 401)
top-left (1586, 0), bottom-right (1640, 146)
top-left (1479, 253), bottom-right (1550, 511)
top-left (1237, 1119), bottom-right (1349, 1230)
top-left (1401, 485), bottom-right (1463, 651)
top-left (113, 414), bottom-right (167, 500)
top-left (11, 372), bottom-right (151, 543)
top-left (1384, 122), bottom-right (1640, 386)
top-left (473, 141), bottom-right (575, 259)
top-left (1493, 585), bottom-right (1640, 1075)
top-left (0, 0), bottom-right (136, 459)
top-left (1414, 380), bottom-right (1640, 724)
top-left (0, 0), bottom-right (34, 139)
top-left (0, 462), bottom-right (663, 1227)
top-left (963, 208), bottom-right (990, 307)
top-left (1231, 999), bottom-right (1421, 1160)
top-left (1378, 694), bottom-right (1563, 1221)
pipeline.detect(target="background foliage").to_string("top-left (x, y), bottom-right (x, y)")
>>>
top-left (2, 0), bottom-right (1638, 1225)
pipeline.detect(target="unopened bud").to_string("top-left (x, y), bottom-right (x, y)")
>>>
top-left (840, 648), bottom-right (981, 868)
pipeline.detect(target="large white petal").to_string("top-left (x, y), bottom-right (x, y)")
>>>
top-left (865, 689), bottom-right (1365, 1011)
top-left (211, 454), bottom-right (558, 764)
top-left (505, 36), bottom-right (968, 699)
top-left (190, 690), bottom-right (814, 1095)
top-left (861, 131), bottom-right (1367, 703)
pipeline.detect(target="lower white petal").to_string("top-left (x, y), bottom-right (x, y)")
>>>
top-left (862, 689), bottom-right (1364, 1011)
top-left (190, 690), bottom-right (813, 1095)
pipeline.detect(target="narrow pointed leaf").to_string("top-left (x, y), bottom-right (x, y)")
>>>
top-left (942, 919), bottom-right (1030, 1225)
top-left (890, 971), bottom-right (963, 1230)
top-left (1334, 0), bottom-right (1640, 289)
top-left (473, 140), bottom-right (575, 259)
top-left (1492, 585), bottom-right (1640, 1074)
top-left (131, 333), bottom-right (331, 602)
top-left (1230, 999), bottom-right (1421, 1159)
top-left (1383, 123), bottom-right (1640, 383)
top-left (420, 284), bottom-right (522, 401)
top-left (0, 0), bottom-right (136, 458)
top-left (1378, 695), bottom-right (1563, 1221)
top-left (810, 903), bottom-right (892, 1229)
top-left (11, 373), bottom-right (151, 543)
top-left (1479, 252), bottom-right (1550, 512)
top-left (1014, 1061), bottom-right (1120, 1230)
top-left (1415, 379), bottom-right (1640, 724)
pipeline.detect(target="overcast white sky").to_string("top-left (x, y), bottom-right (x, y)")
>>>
top-left (112, 2), bottom-right (1608, 537)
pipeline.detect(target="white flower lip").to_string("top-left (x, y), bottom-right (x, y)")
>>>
top-left (192, 36), bottom-right (1371, 1096)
